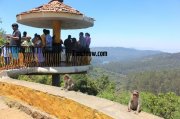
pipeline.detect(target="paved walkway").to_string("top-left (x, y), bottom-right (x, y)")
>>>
top-left (0, 73), bottom-right (163, 119)
top-left (0, 96), bottom-right (33, 119)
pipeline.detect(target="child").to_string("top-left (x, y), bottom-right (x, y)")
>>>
top-left (1, 42), bottom-right (11, 65)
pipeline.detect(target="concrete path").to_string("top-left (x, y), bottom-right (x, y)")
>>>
top-left (0, 73), bottom-right (163, 119)
top-left (0, 96), bottom-right (33, 119)
top-left (0, 96), bottom-right (8, 110)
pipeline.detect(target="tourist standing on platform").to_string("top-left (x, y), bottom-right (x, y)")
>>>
top-left (71, 38), bottom-right (80, 65)
top-left (6, 23), bottom-right (21, 66)
top-left (31, 33), bottom-right (38, 46)
top-left (41, 29), bottom-right (47, 48)
top-left (64, 35), bottom-right (72, 64)
top-left (85, 33), bottom-right (91, 48)
top-left (45, 30), bottom-right (53, 51)
top-left (72, 38), bottom-right (79, 51)
top-left (59, 38), bottom-right (64, 52)
top-left (21, 31), bottom-right (32, 52)
top-left (79, 32), bottom-right (86, 50)
top-left (1, 42), bottom-right (11, 65)
top-left (21, 31), bottom-right (32, 46)
top-left (43, 30), bottom-right (52, 65)
top-left (78, 32), bottom-right (86, 65)
top-left (85, 33), bottom-right (91, 64)
top-left (34, 35), bottom-right (44, 66)
top-left (21, 31), bottom-right (33, 66)
top-left (21, 31), bottom-right (31, 44)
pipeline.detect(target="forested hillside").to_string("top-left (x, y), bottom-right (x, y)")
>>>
top-left (123, 69), bottom-right (180, 95)
top-left (91, 47), bottom-right (162, 64)
top-left (99, 52), bottom-right (180, 74)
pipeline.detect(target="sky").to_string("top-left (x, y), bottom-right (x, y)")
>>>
top-left (0, 0), bottom-right (180, 53)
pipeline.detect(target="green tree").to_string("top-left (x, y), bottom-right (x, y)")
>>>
top-left (142, 92), bottom-right (180, 119)
top-left (72, 74), bottom-right (98, 95)
top-left (0, 20), bottom-right (6, 45)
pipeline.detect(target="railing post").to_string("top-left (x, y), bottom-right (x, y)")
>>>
top-left (52, 74), bottom-right (60, 87)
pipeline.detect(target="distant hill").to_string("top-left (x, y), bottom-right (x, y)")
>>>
top-left (99, 52), bottom-right (180, 74)
top-left (91, 47), bottom-right (162, 64)
top-left (90, 52), bottom-right (180, 95)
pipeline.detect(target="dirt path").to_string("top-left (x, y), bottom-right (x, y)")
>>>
top-left (0, 96), bottom-right (33, 119)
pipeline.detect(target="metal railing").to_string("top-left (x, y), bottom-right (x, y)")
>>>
top-left (0, 46), bottom-right (91, 70)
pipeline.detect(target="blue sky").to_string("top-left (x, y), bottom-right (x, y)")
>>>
top-left (0, 0), bottom-right (180, 53)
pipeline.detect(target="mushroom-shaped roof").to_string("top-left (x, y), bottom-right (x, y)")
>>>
top-left (16, 0), bottom-right (94, 29)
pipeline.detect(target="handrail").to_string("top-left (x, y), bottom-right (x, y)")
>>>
top-left (0, 45), bottom-right (5, 49)
top-left (0, 46), bottom-right (91, 70)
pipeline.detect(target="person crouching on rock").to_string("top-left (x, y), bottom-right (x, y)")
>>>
top-left (63, 74), bottom-right (74, 91)
top-left (128, 90), bottom-right (141, 114)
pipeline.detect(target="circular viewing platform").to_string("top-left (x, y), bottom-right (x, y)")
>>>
top-left (0, 46), bottom-right (92, 77)
top-left (6, 66), bottom-right (92, 79)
